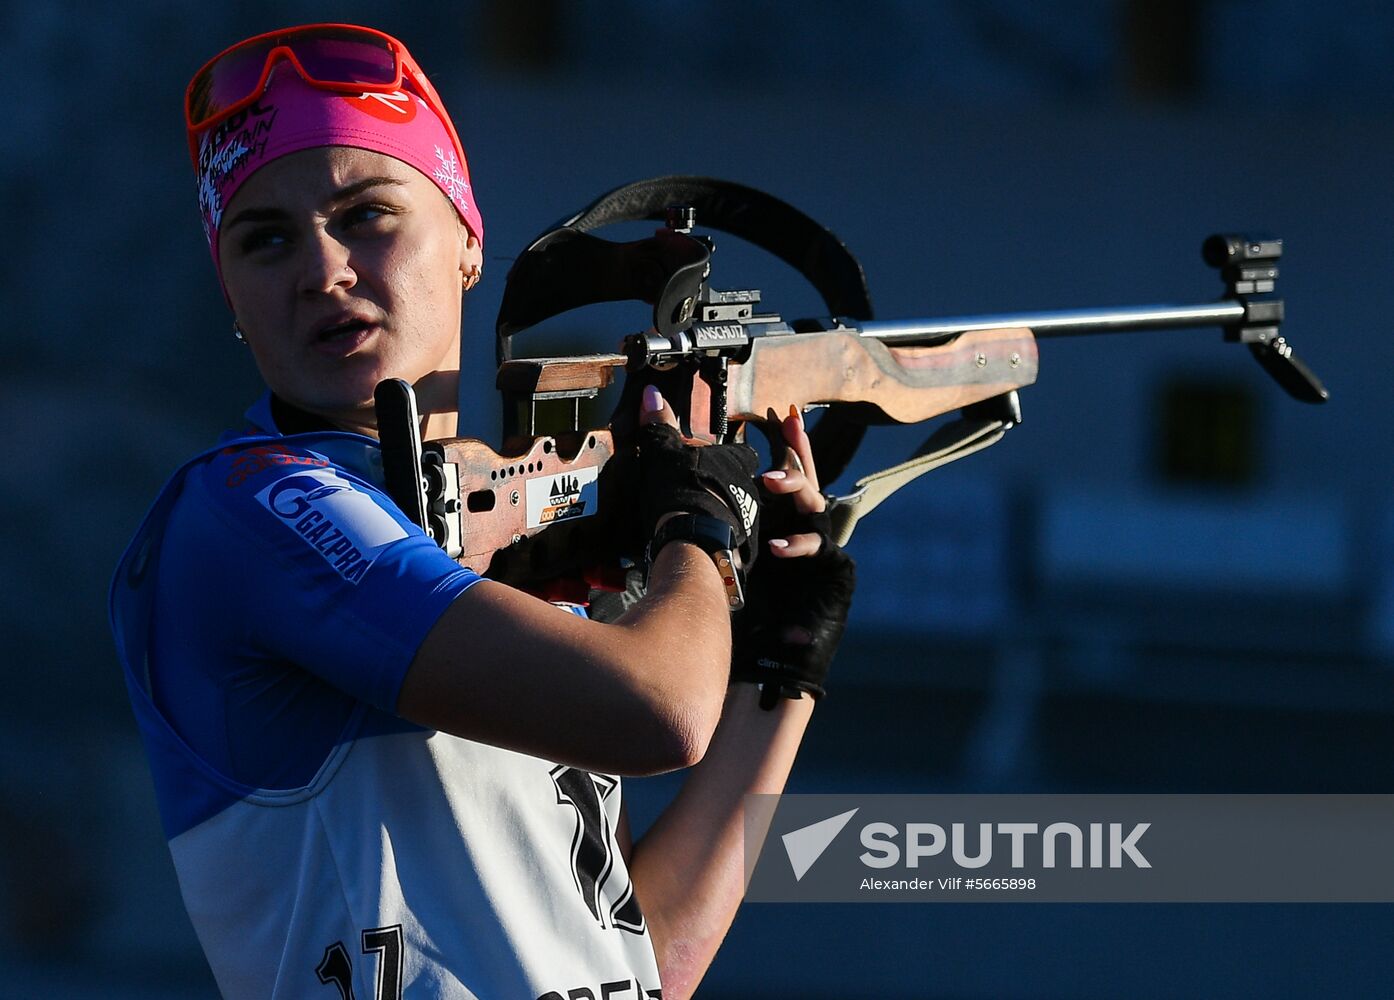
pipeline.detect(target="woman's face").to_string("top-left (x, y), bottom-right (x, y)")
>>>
top-left (218, 146), bottom-right (481, 430)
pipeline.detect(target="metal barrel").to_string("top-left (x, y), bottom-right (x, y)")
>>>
top-left (856, 300), bottom-right (1248, 344)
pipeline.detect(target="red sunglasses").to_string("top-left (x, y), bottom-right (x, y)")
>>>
top-left (184, 23), bottom-right (461, 167)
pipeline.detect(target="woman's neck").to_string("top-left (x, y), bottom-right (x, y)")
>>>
top-left (272, 369), bottom-right (462, 441)
top-left (406, 368), bottom-right (462, 440)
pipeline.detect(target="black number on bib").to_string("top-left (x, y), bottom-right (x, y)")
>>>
top-left (362, 925), bottom-right (404, 1000)
top-left (316, 926), bottom-right (404, 1000)
top-left (550, 765), bottom-right (646, 935)
top-left (315, 942), bottom-right (355, 1000)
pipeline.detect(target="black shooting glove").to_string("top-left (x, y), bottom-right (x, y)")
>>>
top-left (635, 422), bottom-right (761, 569)
top-left (730, 489), bottom-right (856, 709)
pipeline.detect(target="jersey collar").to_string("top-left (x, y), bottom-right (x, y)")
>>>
top-left (242, 391), bottom-right (350, 437)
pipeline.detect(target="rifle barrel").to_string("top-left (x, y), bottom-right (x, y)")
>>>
top-left (857, 300), bottom-right (1247, 344)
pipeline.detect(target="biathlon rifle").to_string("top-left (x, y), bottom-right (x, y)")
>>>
top-left (374, 176), bottom-right (1327, 598)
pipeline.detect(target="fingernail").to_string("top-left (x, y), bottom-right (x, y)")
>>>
top-left (642, 385), bottom-right (663, 413)
top-left (763, 470), bottom-right (787, 480)
top-left (769, 538), bottom-right (789, 549)
top-left (789, 404), bottom-right (802, 426)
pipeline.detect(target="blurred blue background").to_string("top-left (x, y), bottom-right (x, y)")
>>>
top-left (4, 1), bottom-right (1392, 996)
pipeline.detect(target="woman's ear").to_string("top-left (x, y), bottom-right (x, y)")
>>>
top-left (461, 230), bottom-right (483, 291)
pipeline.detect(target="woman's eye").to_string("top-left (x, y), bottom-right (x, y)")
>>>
top-left (343, 202), bottom-right (398, 229)
top-left (238, 227), bottom-right (288, 255)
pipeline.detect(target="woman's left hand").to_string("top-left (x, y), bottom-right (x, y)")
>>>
top-left (731, 407), bottom-right (856, 706)
top-left (759, 406), bottom-right (826, 558)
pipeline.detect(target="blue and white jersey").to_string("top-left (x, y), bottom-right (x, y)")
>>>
top-left (109, 394), bottom-right (662, 1000)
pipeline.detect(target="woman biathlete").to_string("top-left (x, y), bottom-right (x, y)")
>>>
top-left (111, 24), bottom-right (853, 1000)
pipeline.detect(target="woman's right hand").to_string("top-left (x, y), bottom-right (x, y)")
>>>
top-left (633, 384), bottom-right (761, 569)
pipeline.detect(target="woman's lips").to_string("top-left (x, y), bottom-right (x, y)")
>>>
top-left (313, 320), bottom-right (379, 357)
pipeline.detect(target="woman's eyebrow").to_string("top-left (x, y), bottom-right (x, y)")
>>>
top-left (222, 206), bottom-right (287, 231)
top-left (328, 176), bottom-right (408, 204)
top-left (222, 178), bottom-right (408, 232)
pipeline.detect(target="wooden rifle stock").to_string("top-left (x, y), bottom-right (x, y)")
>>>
top-left (383, 325), bottom-right (1038, 587)
top-left (727, 326), bottom-right (1037, 423)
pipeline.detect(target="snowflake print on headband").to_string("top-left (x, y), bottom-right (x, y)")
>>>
top-left (433, 146), bottom-right (471, 212)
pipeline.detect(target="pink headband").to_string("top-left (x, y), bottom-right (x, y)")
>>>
top-left (193, 65), bottom-right (483, 273)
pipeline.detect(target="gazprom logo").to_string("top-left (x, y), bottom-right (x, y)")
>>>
top-left (256, 468), bottom-right (408, 583)
top-left (265, 477), bottom-right (352, 519)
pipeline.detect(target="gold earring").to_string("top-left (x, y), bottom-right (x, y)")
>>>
top-left (463, 264), bottom-right (481, 290)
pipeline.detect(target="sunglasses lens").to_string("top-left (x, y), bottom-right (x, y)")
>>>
top-left (291, 29), bottom-right (397, 85)
top-left (188, 43), bottom-right (270, 126)
top-left (188, 27), bottom-right (398, 129)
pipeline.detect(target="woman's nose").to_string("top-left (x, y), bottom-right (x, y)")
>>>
top-left (298, 231), bottom-right (357, 295)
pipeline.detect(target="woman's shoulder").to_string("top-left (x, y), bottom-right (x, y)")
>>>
top-left (207, 438), bottom-right (340, 491)
top-left (186, 429), bottom-right (396, 537)
top-left (192, 397), bottom-right (383, 500)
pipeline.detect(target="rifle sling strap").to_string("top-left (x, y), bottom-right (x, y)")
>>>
top-left (826, 417), bottom-right (1009, 547)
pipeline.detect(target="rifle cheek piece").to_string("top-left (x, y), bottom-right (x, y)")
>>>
top-left (495, 225), bottom-right (712, 353)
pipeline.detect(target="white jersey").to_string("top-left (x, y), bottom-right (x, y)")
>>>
top-left (168, 727), bottom-right (661, 999)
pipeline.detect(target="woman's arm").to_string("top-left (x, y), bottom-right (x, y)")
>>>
top-left (396, 386), bottom-right (755, 777)
top-left (396, 541), bottom-right (731, 776)
top-left (626, 409), bottom-right (854, 998)
top-left (627, 683), bottom-right (814, 998)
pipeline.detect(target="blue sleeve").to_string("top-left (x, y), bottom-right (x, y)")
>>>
top-left (189, 443), bottom-right (481, 713)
